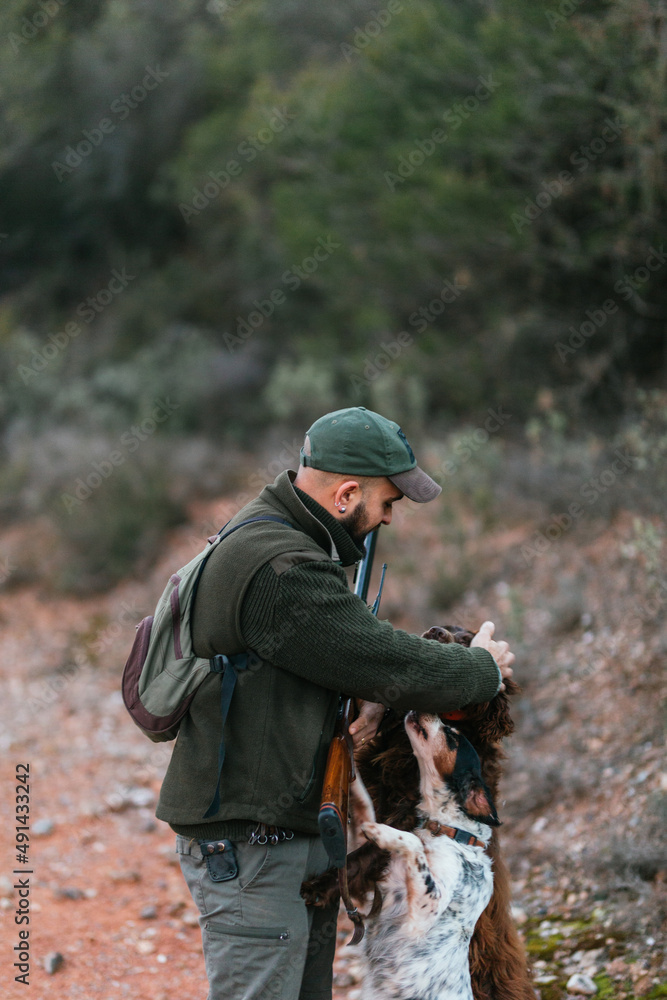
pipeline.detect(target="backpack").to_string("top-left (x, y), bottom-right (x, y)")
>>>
top-left (121, 515), bottom-right (293, 818)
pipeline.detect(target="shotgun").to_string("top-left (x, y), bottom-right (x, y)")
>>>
top-left (317, 528), bottom-right (387, 943)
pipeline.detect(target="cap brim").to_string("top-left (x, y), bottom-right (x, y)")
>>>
top-left (389, 465), bottom-right (442, 503)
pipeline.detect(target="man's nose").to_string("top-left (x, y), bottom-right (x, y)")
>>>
top-left (381, 509), bottom-right (392, 526)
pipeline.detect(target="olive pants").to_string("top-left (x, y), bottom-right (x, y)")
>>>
top-left (176, 833), bottom-right (338, 1000)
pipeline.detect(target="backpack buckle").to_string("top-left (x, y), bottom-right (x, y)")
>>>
top-left (209, 653), bottom-right (249, 674)
top-left (210, 654), bottom-right (226, 674)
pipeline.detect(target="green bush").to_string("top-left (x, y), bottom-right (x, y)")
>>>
top-left (50, 455), bottom-right (185, 593)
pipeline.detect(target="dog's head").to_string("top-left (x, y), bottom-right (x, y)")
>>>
top-left (421, 624), bottom-right (519, 745)
top-left (404, 711), bottom-right (500, 829)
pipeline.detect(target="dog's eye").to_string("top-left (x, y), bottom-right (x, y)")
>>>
top-left (444, 729), bottom-right (459, 751)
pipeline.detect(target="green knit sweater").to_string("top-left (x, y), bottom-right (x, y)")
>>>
top-left (157, 471), bottom-right (501, 840)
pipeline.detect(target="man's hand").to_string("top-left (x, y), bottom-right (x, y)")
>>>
top-left (471, 620), bottom-right (515, 692)
top-left (349, 700), bottom-right (386, 749)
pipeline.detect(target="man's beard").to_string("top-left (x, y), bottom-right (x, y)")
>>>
top-left (340, 501), bottom-right (373, 548)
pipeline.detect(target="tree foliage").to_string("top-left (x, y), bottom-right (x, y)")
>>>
top-left (0, 0), bottom-right (665, 584)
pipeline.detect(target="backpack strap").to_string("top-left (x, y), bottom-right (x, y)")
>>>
top-left (203, 652), bottom-right (250, 818)
top-left (212, 514), bottom-right (295, 543)
top-left (201, 514), bottom-right (295, 819)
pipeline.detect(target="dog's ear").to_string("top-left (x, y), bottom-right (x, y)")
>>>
top-left (443, 625), bottom-right (475, 647)
top-left (421, 625), bottom-right (455, 643)
top-left (473, 689), bottom-right (515, 743)
top-left (450, 732), bottom-right (501, 827)
top-left (422, 624), bottom-right (476, 647)
top-left (462, 778), bottom-right (500, 828)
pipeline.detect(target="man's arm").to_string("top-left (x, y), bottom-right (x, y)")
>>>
top-left (240, 559), bottom-right (503, 713)
top-left (347, 621), bottom-right (515, 747)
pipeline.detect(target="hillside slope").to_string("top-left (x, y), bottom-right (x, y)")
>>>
top-left (0, 492), bottom-right (664, 1000)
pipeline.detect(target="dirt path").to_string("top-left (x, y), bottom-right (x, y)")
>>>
top-left (0, 502), bottom-right (664, 999)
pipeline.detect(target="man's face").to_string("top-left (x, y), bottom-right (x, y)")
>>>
top-left (341, 479), bottom-right (403, 545)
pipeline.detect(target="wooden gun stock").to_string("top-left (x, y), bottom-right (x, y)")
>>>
top-left (318, 729), bottom-right (352, 868)
top-left (318, 697), bottom-right (365, 944)
top-left (318, 697), bottom-right (355, 868)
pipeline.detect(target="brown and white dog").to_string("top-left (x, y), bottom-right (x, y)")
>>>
top-left (351, 711), bottom-right (499, 1000)
top-left (302, 625), bottom-right (534, 1000)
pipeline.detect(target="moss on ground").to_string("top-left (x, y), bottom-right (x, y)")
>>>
top-left (593, 974), bottom-right (620, 998)
top-left (523, 914), bottom-right (665, 999)
top-left (525, 932), bottom-right (564, 960)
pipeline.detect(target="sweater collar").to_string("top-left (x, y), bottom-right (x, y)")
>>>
top-left (292, 485), bottom-right (366, 567)
top-left (262, 470), bottom-right (365, 567)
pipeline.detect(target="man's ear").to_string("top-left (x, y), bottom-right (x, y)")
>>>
top-left (462, 779), bottom-right (500, 828)
top-left (335, 480), bottom-right (361, 508)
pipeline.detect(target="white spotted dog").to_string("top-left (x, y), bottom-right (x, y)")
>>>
top-left (351, 710), bottom-right (500, 1000)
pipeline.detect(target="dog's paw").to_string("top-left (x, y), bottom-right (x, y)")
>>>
top-left (300, 867), bottom-right (339, 908)
top-left (360, 821), bottom-right (383, 845)
top-left (361, 822), bottom-right (419, 855)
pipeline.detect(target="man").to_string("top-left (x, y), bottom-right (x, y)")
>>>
top-left (157, 406), bottom-right (514, 1000)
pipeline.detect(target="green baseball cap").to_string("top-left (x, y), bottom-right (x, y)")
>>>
top-left (300, 407), bottom-right (442, 503)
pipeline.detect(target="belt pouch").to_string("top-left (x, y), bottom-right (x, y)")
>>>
top-left (198, 839), bottom-right (239, 882)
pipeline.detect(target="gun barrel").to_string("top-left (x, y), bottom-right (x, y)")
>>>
top-left (353, 528), bottom-right (378, 603)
